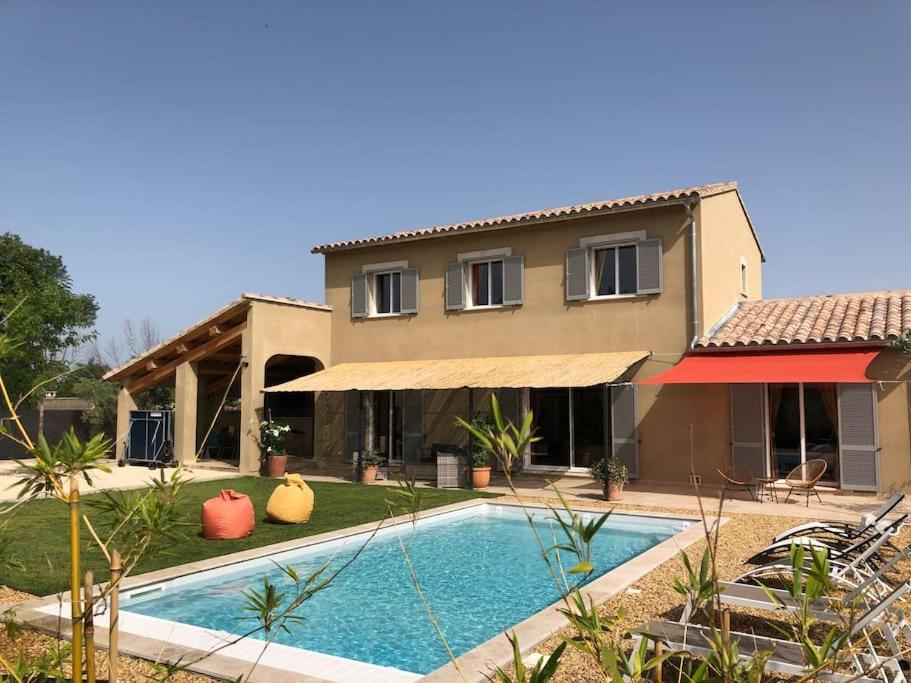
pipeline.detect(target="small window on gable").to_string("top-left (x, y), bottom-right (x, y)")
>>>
top-left (594, 244), bottom-right (637, 297)
top-left (740, 258), bottom-right (748, 297)
top-left (470, 259), bottom-right (504, 307)
top-left (374, 271), bottom-right (402, 314)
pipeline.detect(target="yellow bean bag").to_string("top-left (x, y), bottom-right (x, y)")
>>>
top-left (266, 474), bottom-right (314, 524)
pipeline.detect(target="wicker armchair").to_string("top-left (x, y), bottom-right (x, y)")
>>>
top-left (717, 456), bottom-right (756, 501)
top-left (784, 459), bottom-right (827, 507)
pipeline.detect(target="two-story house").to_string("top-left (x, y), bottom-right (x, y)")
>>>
top-left (106, 181), bottom-right (911, 493)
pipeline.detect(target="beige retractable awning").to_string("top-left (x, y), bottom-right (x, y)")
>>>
top-left (264, 351), bottom-right (649, 392)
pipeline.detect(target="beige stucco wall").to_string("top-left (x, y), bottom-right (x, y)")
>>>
top-left (870, 349), bottom-right (911, 492)
top-left (636, 375), bottom-right (731, 486)
top-left (239, 300), bottom-right (332, 472)
top-left (325, 205), bottom-right (696, 364)
top-left (697, 192), bottom-right (763, 336)
top-left (317, 199), bottom-right (759, 479)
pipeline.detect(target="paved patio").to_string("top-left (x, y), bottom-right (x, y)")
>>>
top-left (0, 459), bottom-right (242, 502)
top-left (296, 469), bottom-right (900, 523)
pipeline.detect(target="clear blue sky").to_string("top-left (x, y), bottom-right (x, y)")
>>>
top-left (2, 2), bottom-right (909, 345)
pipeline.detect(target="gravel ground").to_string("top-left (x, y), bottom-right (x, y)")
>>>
top-left (2, 497), bottom-right (906, 682)
top-left (503, 495), bottom-right (911, 683)
top-left (0, 586), bottom-right (215, 682)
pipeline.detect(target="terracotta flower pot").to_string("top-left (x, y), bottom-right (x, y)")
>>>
top-left (361, 465), bottom-right (378, 484)
top-left (604, 481), bottom-right (624, 502)
top-left (471, 466), bottom-right (491, 489)
top-left (267, 454), bottom-right (288, 478)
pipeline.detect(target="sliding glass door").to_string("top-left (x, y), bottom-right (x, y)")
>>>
top-left (373, 390), bottom-right (404, 463)
top-left (769, 384), bottom-right (801, 477)
top-left (768, 383), bottom-right (838, 482)
top-left (528, 387), bottom-right (605, 469)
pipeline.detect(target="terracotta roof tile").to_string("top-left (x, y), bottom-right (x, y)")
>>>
top-left (311, 181), bottom-right (762, 256)
top-left (698, 291), bottom-right (911, 348)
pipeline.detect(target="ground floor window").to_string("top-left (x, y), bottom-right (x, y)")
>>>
top-left (528, 386), bottom-right (605, 469)
top-left (768, 382), bottom-right (838, 482)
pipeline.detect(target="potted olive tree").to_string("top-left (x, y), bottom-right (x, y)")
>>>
top-left (260, 419), bottom-right (291, 478)
top-left (590, 456), bottom-right (629, 501)
top-left (359, 448), bottom-right (384, 483)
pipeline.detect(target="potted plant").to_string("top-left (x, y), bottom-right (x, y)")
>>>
top-left (462, 447), bottom-right (492, 489)
top-left (260, 419), bottom-right (291, 478)
top-left (359, 448), bottom-right (383, 483)
top-left (590, 456), bottom-right (629, 501)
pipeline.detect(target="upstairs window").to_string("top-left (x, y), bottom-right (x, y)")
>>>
top-left (565, 235), bottom-right (662, 302)
top-left (470, 259), bottom-right (504, 307)
top-left (594, 244), bottom-right (638, 297)
top-left (445, 253), bottom-right (524, 311)
top-left (740, 258), bottom-right (749, 296)
top-left (351, 265), bottom-right (419, 318)
top-left (374, 271), bottom-right (401, 314)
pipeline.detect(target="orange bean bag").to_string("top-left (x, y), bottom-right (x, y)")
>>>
top-left (201, 489), bottom-right (255, 540)
top-left (266, 474), bottom-right (314, 524)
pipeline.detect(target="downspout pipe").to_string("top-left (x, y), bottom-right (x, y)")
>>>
top-left (685, 201), bottom-right (699, 348)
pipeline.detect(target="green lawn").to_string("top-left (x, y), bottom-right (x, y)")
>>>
top-left (2, 476), bottom-right (497, 596)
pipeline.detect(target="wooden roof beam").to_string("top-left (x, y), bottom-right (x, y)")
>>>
top-left (127, 321), bottom-right (247, 394)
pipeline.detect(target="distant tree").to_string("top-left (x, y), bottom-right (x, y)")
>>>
top-left (74, 319), bottom-right (174, 439)
top-left (0, 233), bottom-right (98, 403)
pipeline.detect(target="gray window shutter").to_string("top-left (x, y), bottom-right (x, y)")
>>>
top-left (838, 384), bottom-right (879, 491)
top-left (345, 390), bottom-right (362, 463)
top-left (502, 255), bottom-right (524, 306)
top-left (637, 238), bottom-right (663, 294)
top-left (351, 273), bottom-right (368, 318)
top-left (402, 390), bottom-right (423, 465)
top-left (611, 384), bottom-right (639, 479)
top-left (400, 268), bottom-right (419, 314)
top-left (730, 384), bottom-right (767, 477)
top-left (445, 262), bottom-right (465, 310)
top-left (565, 248), bottom-right (590, 301)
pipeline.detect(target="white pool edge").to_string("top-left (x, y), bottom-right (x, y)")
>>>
top-left (16, 498), bottom-right (718, 683)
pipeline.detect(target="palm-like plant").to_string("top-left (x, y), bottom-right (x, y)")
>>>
top-left (455, 393), bottom-right (539, 475)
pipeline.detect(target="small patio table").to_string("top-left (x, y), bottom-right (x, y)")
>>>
top-left (755, 476), bottom-right (779, 504)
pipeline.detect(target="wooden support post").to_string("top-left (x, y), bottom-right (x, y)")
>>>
top-left (69, 477), bottom-right (83, 680)
top-left (721, 606), bottom-right (731, 646)
top-left (467, 387), bottom-right (474, 488)
top-left (84, 570), bottom-right (95, 683)
top-left (108, 550), bottom-right (122, 683)
top-left (654, 640), bottom-right (664, 682)
top-left (37, 399), bottom-right (46, 440)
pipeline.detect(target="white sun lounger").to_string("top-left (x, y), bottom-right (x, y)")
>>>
top-left (772, 492), bottom-right (905, 544)
top-left (635, 581), bottom-right (911, 682)
top-left (736, 521), bottom-right (902, 586)
top-left (746, 514), bottom-right (905, 565)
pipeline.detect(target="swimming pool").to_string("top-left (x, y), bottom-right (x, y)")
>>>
top-left (115, 502), bottom-right (691, 677)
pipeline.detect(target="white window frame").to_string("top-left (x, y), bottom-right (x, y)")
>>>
top-left (369, 269), bottom-right (404, 317)
top-left (465, 257), bottom-right (507, 309)
top-left (360, 260), bottom-right (409, 318)
top-left (740, 257), bottom-right (749, 297)
top-left (589, 242), bottom-right (639, 300)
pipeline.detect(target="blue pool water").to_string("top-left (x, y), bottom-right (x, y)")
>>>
top-left (124, 504), bottom-right (688, 674)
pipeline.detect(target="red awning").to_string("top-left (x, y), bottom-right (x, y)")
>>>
top-left (639, 349), bottom-right (880, 384)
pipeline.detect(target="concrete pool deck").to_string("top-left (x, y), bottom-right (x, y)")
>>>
top-left (13, 499), bottom-right (714, 683)
top-left (0, 458), bottom-right (242, 502)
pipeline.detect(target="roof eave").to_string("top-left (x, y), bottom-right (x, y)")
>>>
top-left (311, 194), bottom-right (704, 255)
top-left (689, 340), bottom-right (892, 354)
